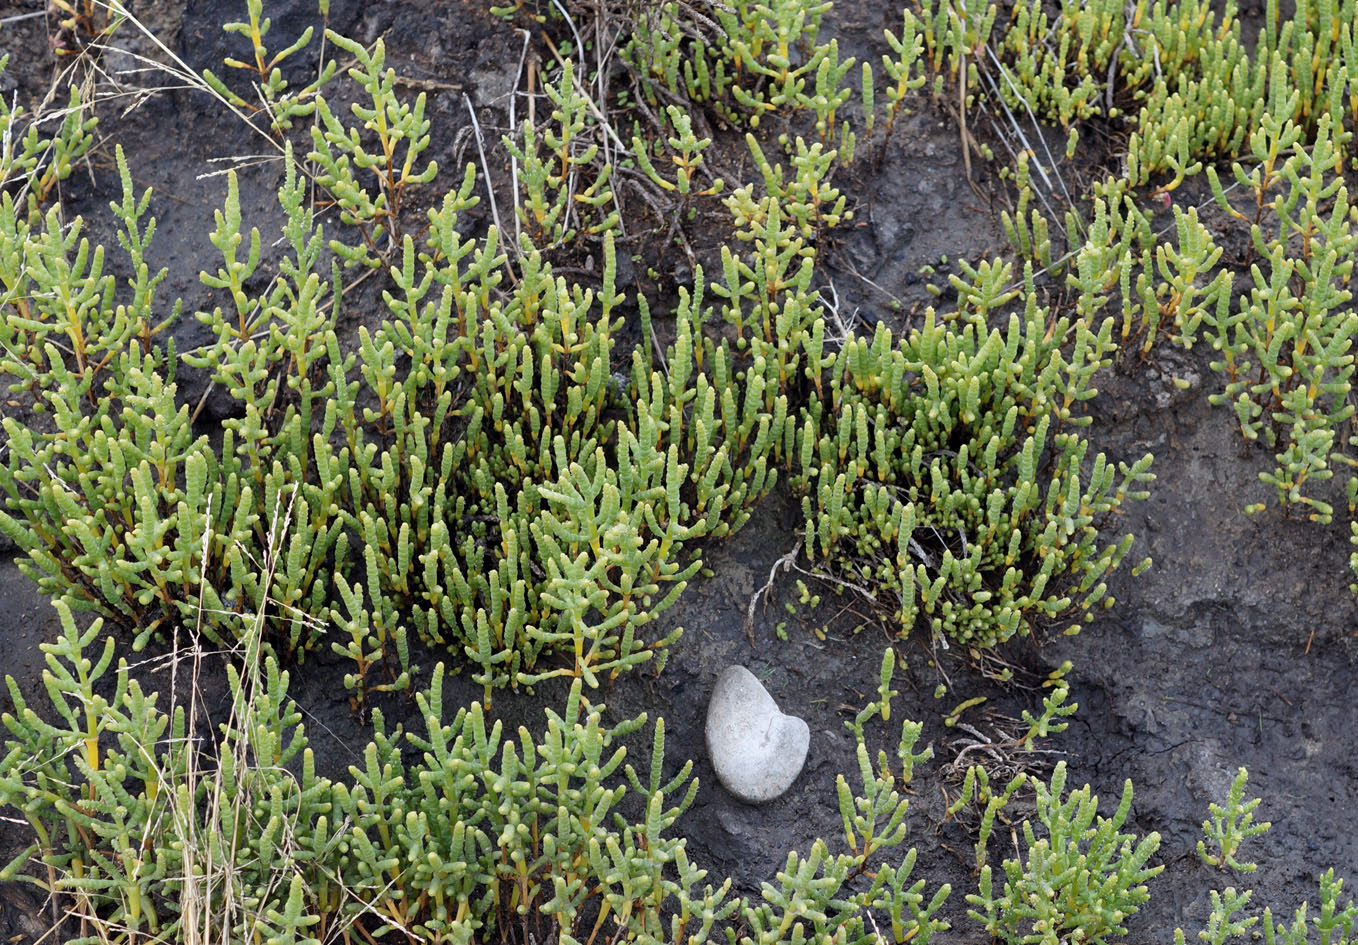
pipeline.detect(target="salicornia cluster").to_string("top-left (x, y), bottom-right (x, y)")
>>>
top-left (3, 0), bottom-right (1357, 941)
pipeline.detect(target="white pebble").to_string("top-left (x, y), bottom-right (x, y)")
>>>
top-left (705, 665), bottom-right (809, 804)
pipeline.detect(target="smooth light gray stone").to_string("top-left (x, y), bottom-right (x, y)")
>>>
top-left (705, 665), bottom-right (810, 804)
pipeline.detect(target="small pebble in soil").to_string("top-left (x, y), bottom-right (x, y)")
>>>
top-left (705, 665), bottom-right (810, 804)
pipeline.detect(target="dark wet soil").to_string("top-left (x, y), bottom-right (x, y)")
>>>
top-left (2, 1), bottom-right (1356, 942)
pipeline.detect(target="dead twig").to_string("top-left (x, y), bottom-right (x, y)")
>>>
top-left (745, 539), bottom-right (803, 643)
top-left (463, 92), bottom-right (515, 273)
